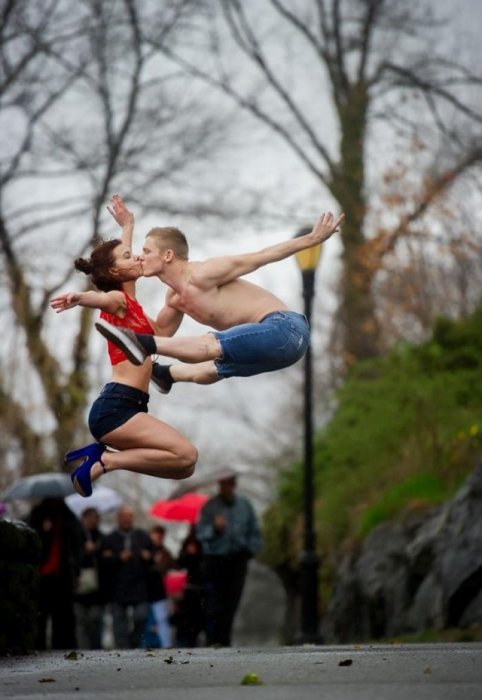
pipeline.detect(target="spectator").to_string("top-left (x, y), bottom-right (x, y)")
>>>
top-left (174, 525), bottom-right (207, 647)
top-left (145, 525), bottom-right (174, 648)
top-left (74, 507), bottom-right (106, 649)
top-left (101, 505), bottom-right (153, 648)
top-left (28, 497), bottom-right (83, 650)
top-left (197, 476), bottom-right (262, 646)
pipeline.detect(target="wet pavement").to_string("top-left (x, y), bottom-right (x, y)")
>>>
top-left (1, 644), bottom-right (481, 700)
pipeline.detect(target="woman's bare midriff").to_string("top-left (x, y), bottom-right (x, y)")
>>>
top-left (111, 358), bottom-right (152, 392)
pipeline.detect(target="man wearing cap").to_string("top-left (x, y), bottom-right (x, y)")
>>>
top-left (196, 475), bottom-right (262, 646)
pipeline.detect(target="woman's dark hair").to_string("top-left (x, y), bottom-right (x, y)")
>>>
top-left (74, 239), bottom-right (122, 291)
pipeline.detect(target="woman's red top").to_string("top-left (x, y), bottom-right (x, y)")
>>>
top-left (100, 293), bottom-right (154, 366)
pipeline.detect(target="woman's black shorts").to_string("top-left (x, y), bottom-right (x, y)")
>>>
top-left (88, 382), bottom-right (149, 442)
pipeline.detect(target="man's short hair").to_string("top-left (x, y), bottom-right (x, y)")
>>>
top-left (219, 475), bottom-right (237, 486)
top-left (151, 524), bottom-right (166, 535)
top-left (81, 507), bottom-right (99, 518)
top-left (147, 227), bottom-right (189, 260)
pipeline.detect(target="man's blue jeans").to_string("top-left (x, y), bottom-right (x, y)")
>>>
top-left (213, 311), bottom-right (309, 378)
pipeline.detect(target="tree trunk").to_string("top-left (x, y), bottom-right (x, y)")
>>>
top-left (332, 84), bottom-right (380, 361)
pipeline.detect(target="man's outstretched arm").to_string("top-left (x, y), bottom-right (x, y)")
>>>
top-left (196, 211), bottom-right (344, 288)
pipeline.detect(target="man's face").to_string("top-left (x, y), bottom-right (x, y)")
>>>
top-left (82, 509), bottom-right (100, 530)
top-left (219, 476), bottom-right (237, 502)
top-left (150, 529), bottom-right (165, 547)
top-left (117, 506), bottom-right (134, 530)
top-left (140, 236), bottom-right (168, 277)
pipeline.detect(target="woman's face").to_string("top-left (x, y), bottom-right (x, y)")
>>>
top-left (110, 244), bottom-right (143, 281)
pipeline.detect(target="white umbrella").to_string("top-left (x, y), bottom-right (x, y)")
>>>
top-left (1, 472), bottom-right (75, 501)
top-left (65, 484), bottom-right (123, 517)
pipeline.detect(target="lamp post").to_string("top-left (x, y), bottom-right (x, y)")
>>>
top-left (294, 227), bottom-right (322, 644)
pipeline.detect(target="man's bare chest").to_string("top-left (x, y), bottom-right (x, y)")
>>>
top-left (169, 285), bottom-right (220, 324)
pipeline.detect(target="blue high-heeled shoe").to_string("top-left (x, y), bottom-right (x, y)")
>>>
top-left (65, 442), bottom-right (106, 497)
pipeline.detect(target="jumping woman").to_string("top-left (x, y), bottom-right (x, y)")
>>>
top-left (50, 195), bottom-right (197, 497)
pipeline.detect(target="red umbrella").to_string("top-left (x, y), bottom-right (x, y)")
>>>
top-left (148, 492), bottom-right (209, 523)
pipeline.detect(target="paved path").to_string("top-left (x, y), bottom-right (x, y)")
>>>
top-left (1, 644), bottom-right (481, 700)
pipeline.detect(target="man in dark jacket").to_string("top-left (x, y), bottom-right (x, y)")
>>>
top-left (197, 475), bottom-right (262, 646)
top-left (101, 505), bottom-right (153, 649)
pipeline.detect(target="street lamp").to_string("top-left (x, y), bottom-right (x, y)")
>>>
top-left (294, 227), bottom-right (322, 644)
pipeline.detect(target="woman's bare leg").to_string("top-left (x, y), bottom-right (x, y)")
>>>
top-left (89, 412), bottom-right (197, 484)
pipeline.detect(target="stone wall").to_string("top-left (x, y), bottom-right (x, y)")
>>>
top-left (322, 465), bottom-right (482, 642)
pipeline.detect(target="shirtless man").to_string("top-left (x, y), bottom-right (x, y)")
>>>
top-left (95, 211), bottom-right (344, 393)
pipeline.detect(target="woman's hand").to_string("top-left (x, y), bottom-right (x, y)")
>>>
top-left (107, 194), bottom-right (134, 229)
top-left (49, 292), bottom-right (81, 313)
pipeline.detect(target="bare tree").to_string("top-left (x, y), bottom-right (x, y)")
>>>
top-left (159, 0), bottom-right (482, 362)
top-left (0, 0), bottom-right (235, 478)
top-left (373, 190), bottom-right (482, 347)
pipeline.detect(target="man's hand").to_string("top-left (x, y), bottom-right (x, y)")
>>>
top-left (107, 194), bottom-right (134, 229)
top-left (120, 549), bottom-right (133, 562)
top-left (307, 211), bottom-right (345, 246)
top-left (50, 292), bottom-right (81, 313)
top-left (214, 514), bottom-right (227, 532)
top-left (84, 540), bottom-right (97, 554)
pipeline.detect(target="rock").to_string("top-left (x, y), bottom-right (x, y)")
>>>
top-left (322, 465), bottom-right (482, 642)
top-left (0, 519), bottom-right (41, 655)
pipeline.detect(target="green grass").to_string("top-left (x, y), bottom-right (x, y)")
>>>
top-left (357, 472), bottom-right (449, 537)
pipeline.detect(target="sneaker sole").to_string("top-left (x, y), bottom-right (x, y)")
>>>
top-left (150, 379), bottom-right (170, 395)
top-left (95, 320), bottom-right (145, 366)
